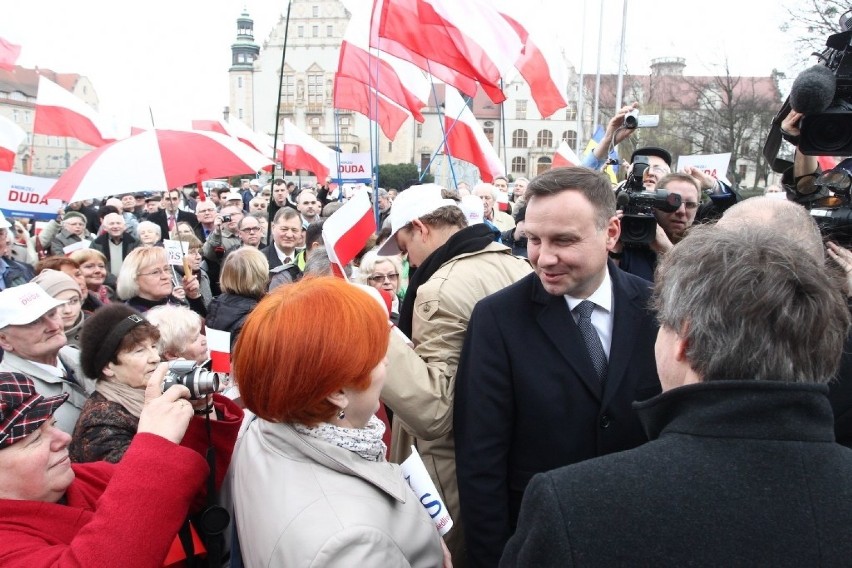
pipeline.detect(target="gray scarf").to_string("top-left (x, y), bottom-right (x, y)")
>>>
top-left (293, 415), bottom-right (386, 462)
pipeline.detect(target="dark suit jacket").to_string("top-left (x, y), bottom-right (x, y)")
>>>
top-left (146, 209), bottom-right (199, 241)
top-left (454, 264), bottom-right (661, 568)
top-left (90, 233), bottom-right (140, 266)
top-left (501, 381), bottom-right (852, 567)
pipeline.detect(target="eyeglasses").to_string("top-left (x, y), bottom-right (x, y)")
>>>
top-left (240, 226), bottom-right (262, 233)
top-left (138, 266), bottom-right (172, 278)
top-left (682, 201), bottom-right (699, 210)
top-left (368, 273), bottom-right (399, 284)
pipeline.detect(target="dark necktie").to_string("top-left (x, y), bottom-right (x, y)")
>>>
top-left (574, 300), bottom-right (608, 382)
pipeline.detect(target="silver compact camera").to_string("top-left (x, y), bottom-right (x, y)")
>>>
top-left (162, 359), bottom-right (223, 400)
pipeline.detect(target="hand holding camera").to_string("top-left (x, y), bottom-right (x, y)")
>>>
top-left (138, 363), bottom-right (194, 444)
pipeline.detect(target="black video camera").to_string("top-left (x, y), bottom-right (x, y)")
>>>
top-left (618, 157), bottom-right (682, 246)
top-left (764, 10), bottom-right (852, 166)
top-left (800, 27), bottom-right (852, 155)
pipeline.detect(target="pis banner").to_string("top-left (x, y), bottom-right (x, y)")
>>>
top-left (0, 172), bottom-right (63, 220)
top-left (334, 152), bottom-right (372, 183)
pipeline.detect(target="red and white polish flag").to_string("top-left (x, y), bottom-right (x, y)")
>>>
top-left (0, 115), bottom-right (26, 172)
top-left (278, 119), bottom-right (336, 182)
top-left (322, 189), bottom-right (376, 277)
top-left (34, 75), bottom-right (118, 148)
top-left (0, 37), bottom-right (21, 71)
top-left (443, 88), bottom-right (504, 183)
top-left (552, 139), bottom-right (581, 168)
top-left (205, 327), bottom-right (232, 374)
top-left (338, 8), bottom-right (430, 123)
top-left (333, 74), bottom-right (409, 140)
top-left (500, 12), bottom-right (569, 119)
top-left (372, 0), bottom-right (514, 104)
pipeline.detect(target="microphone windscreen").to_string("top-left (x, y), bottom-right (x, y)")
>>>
top-left (616, 191), bottom-right (631, 209)
top-left (790, 65), bottom-right (836, 115)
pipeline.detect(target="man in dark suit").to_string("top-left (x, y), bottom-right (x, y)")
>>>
top-left (502, 223), bottom-right (852, 567)
top-left (454, 167), bottom-right (661, 568)
top-left (146, 189), bottom-right (198, 241)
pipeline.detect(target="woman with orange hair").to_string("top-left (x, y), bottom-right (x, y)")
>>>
top-left (230, 277), bottom-right (447, 567)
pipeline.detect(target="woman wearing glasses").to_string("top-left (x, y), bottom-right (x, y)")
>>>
top-left (358, 252), bottom-right (404, 325)
top-left (116, 247), bottom-right (207, 317)
top-left (31, 269), bottom-right (86, 349)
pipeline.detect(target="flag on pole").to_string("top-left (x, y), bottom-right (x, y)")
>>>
top-left (443, 89), bottom-right (504, 183)
top-left (373, 0), bottom-right (517, 104)
top-left (322, 189), bottom-right (376, 276)
top-left (0, 115), bottom-right (26, 172)
top-left (338, 8), bottom-right (430, 122)
top-left (552, 139), bottom-right (580, 168)
top-left (0, 37), bottom-right (21, 71)
top-left (500, 13), bottom-right (569, 118)
top-left (333, 75), bottom-right (409, 140)
top-left (34, 75), bottom-right (117, 147)
top-left (205, 327), bottom-right (231, 374)
top-left (278, 119), bottom-right (336, 182)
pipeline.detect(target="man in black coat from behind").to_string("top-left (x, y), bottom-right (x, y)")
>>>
top-left (502, 221), bottom-right (852, 567)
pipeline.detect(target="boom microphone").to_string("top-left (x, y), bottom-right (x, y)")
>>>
top-left (789, 65), bottom-right (836, 115)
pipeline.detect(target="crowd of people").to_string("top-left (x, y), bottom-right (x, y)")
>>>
top-left (1, 103), bottom-right (852, 567)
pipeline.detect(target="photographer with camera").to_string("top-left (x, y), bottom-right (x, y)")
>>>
top-left (582, 104), bottom-right (740, 223)
top-left (614, 169), bottom-right (701, 282)
top-left (71, 303), bottom-right (237, 464)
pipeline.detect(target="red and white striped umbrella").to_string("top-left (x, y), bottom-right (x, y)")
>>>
top-left (43, 129), bottom-right (274, 203)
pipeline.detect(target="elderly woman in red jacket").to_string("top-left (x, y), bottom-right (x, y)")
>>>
top-left (0, 368), bottom-right (242, 567)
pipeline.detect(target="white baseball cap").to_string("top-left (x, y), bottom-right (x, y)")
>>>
top-left (377, 184), bottom-right (458, 255)
top-left (0, 210), bottom-right (11, 230)
top-left (459, 195), bottom-right (485, 225)
top-left (0, 283), bottom-right (66, 329)
top-left (222, 192), bottom-right (244, 203)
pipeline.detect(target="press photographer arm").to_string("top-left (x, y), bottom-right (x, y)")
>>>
top-left (581, 102), bottom-right (640, 170)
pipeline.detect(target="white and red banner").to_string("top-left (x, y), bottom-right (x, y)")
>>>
top-left (0, 37), bottom-right (21, 72)
top-left (279, 119), bottom-right (336, 182)
top-left (552, 139), bottom-right (580, 168)
top-left (443, 89), bottom-right (504, 183)
top-left (34, 75), bottom-right (118, 148)
top-left (676, 153), bottom-right (732, 184)
top-left (205, 327), bottom-right (232, 374)
top-left (0, 115), bottom-right (26, 172)
top-left (335, 153), bottom-right (372, 183)
top-left (0, 171), bottom-right (62, 220)
top-left (323, 189), bottom-right (376, 273)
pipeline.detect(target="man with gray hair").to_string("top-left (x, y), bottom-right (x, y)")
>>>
top-left (474, 183), bottom-right (515, 232)
top-left (502, 222), bottom-right (852, 566)
top-left (376, 188), bottom-right (392, 228)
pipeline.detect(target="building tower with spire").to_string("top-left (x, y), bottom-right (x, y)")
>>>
top-left (229, 9), bottom-right (260, 128)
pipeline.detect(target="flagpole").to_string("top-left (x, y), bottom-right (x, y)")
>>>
top-left (576, 0), bottom-right (587, 155)
top-left (614, 0), bottom-right (628, 111)
top-left (272, 0), bottom-right (293, 177)
top-left (592, 0), bottom-right (604, 131)
top-left (499, 79), bottom-right (507, 177)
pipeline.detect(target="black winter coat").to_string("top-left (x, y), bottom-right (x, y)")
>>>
top-left (205, 293), bottom-right (260, 350)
